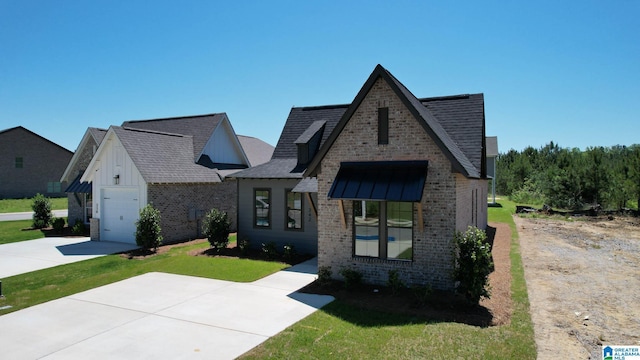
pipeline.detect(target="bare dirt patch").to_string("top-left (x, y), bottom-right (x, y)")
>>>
top-left (516, 215), bottom-right (640, 359)
top-left (300, 222), bottom-right (513, 327)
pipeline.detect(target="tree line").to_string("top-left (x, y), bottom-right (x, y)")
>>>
top-left (495, 142), bottom-right (640, 210)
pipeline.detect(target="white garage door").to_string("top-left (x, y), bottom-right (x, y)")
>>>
top-left (101, 188), bottom-right (140, 244)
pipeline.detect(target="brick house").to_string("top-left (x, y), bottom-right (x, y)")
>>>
top-left (305, 65), bottom-right (488, 290)
top-left (76, 114), bottom-right (273, 244)
top-left (232, 65), bottom-right (489, 289)
top-left (0, 126), bottom-right (73, 199)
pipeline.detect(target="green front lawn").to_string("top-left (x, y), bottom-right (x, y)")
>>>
top-left (0, 197), bottom-right (67, 213)
top-left (0, 238), bottom-right (287, 315)
top-left (240, 198), bottom-right (536, 359)
top-left (0, 220), bottom-right (45, 244)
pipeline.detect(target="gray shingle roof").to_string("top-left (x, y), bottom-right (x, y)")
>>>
top-left (229, 158), bottom-right (301, 179)
top-left (306, 64), bottom-right (484, 179)
top-left (113, 126), bottom-right (222, 184)
top-left (122, 114), bottom-right (225, 162)
top-left (237, 135), bottom-right (274, 166)
top-left (88, 127), bottom-right (107, 144)
top-left (272, 104), bottom-right (348, 159)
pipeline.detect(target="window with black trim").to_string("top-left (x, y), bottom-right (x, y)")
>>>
top-left (15, 157), bottom-right (23, 169)
top-left (378, 107), bottom-right (388, 145)
top-left (354, 200), bottom-right (413, 260)
top-left (254, 189), bottom-right (271, 228)
top-left (285, 189), bottom-right (303, 230)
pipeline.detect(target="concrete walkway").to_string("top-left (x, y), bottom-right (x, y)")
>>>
top-left (0, 259), bottom-right (333, 359)
top-left (0, 209), bottom-right (68, 222)
top-left (0, 237), bottom-right (139, 278)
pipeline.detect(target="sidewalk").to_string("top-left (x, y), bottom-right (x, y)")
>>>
top-left (0, 209), bottom-right (68, 222)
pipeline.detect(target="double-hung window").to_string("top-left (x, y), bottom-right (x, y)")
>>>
top-left (285, 189), bottom-right (303, 230)
top-left (354, 200), bottom-right (413, 260)
top-left (254, 189), bottom-right (271, 228)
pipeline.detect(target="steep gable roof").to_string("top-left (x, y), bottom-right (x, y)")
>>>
top-left (122, 113), bottom-right (226, 163)
top-left (0, 126), bottom-right (73, 154)
top-left (60, 127), bottom-right (108, 182)
top-left (305, 65), bottom-right (483, 179)
top-left (114, 126), bottom-right (222, 183)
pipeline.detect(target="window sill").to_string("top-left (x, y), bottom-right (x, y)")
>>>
top-left (352, 256), bottom-right (413, 265)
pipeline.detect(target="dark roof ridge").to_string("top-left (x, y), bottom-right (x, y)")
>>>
top-left (419, 94), bottom-right (473, 102)
top-left (299, 103), bottom-right (350, 111)
top-left (120, 126), bottom-right (190, 138)
top-left (124, 113), bottom-right (226, 123)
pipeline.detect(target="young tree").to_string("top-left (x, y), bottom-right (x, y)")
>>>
top-left (31, 193), bottom-right (52, 229)
top-left (202, 208), bottom-right (231, 252)
top-left (135, 204), bottom-right (163, 251)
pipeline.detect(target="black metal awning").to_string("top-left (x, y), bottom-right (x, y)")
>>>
top-left (65, 174), bottom-right (92, 193)
top-left (328, 161), bottom-right (428, 202)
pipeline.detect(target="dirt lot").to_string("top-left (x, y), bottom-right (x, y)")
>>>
top-left (516, 215), bottom-right (640, 359)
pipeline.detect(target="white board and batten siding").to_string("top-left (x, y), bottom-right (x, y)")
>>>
top-left (201, 119), bottom-right (247, 165)
top-left (91, 135), bottom-right (147, 244)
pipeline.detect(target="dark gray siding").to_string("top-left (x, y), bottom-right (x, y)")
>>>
top-left (237, 178), bottom-right (318, 255)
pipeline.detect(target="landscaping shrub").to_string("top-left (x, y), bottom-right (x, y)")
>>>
top-left (202, 208), bottom-right (231, 252)
top-left (238, 237), bottom-right (250, 256)
top-left (31, 193), bottom-right (52, 229)
top-left (261, 241), bottom-right (278, 259)
top-left (283, 243), bottom-right (296, 261)
top-left (453, 226), bottom-right (494, 304)
top-left (387, 269), bottom-right (405, 295)
top-left (339, 267), bottom-right (363, 289)
top-left (317, 266), bottom-right (332, 286)
top-left (135, 204), bottom-right (163, 251)
top-left (52, 217), bottom-right (65, 234)
top-left (71, 219), bottom-right (86, 235)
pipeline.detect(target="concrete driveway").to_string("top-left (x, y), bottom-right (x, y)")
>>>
top-left (0, 259), bottom-right (333, 359)
top-left (0, 237), bottom-right (139, 278)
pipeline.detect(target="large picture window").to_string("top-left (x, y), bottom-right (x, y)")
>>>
top-left (254, 189), bottom-right (271, 228)
top-left (285, 190), bottom-right (303, 230)
top-left (353, 200), bottom-right (413, 260)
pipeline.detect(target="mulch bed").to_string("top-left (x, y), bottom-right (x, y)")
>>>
top-left (299, 222), bottom-right (513, 327)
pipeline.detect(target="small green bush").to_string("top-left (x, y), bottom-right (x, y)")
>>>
top-left (202, 208), bottom-right (231, 252)
top-left (453, 226), bottom-right (494, 304)
top-left (261, 241), bottom-right (278, 259)
top-left (135, 204), bottom-right (163, 251)
top-left (317, 266), bottom-right (332, 286)
top-left (283, 243), bottom-right (296, 261)
top-left (238, 238), bottom-right (250, 256)
top-left (387, 269), bottom-right (405, 295)
top-left (52, 217), bottom-right (65, 234)
top-left (31, 193), bottom-right (52, 229)
top-left (339, 267), bottom-right (363, 289)
top-left (72, 219), bottom-right (86, 235)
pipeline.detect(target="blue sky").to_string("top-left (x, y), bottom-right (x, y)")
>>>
top-left (1, 1), bottom-right (638, 153)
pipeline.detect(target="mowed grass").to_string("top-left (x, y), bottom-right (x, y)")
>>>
top-left (0, 197), bottom-right (67, 213)
top-left (0, 235), bottom-right (288, 315)
top-left (240, 198), bottom-right (536, 359)
top-left (0, 220), bottom-right (45, 244)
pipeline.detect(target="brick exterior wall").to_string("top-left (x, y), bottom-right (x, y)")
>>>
top-left (317, 78), bottom-right (462, 290)
top-left (147, 180), bottom-right (237, 244)
top-left (65, 137), bottom-right (99, 227)
top-left (90, 218), bottom-right (100, 240)
top-left (0, 127), bottom-right (72, 199)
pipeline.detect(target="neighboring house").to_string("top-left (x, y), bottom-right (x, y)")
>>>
top-left (60, 127), bottom-right (107, 226)
top-left (76, 113), bottom-right (272, 244)
top-left (235, 64), bottom-right (489, 290)
top-left (0, 126), bottom-right (73, 199)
